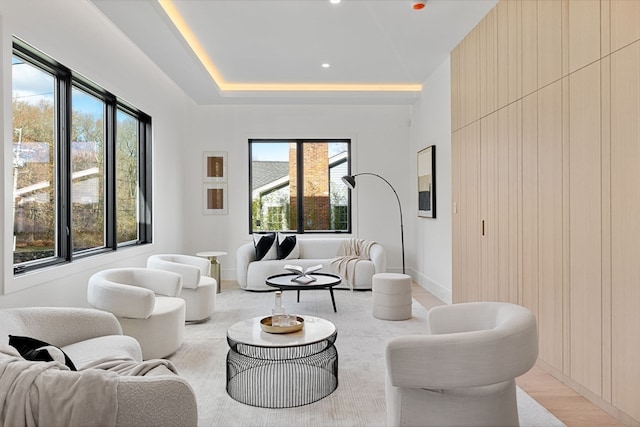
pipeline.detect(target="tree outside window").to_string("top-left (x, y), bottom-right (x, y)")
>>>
top-left (12, 37), bottom-right (152, 273)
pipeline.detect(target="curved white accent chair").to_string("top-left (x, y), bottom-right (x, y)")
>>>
top-left (147, 254), bottom-right (216, 322)
top-left (385, 301), bottom-right (539, 427)
top-left (0, 307), bottom-right (197, 426)
top-left (88, 267), bottom-right (186, 360)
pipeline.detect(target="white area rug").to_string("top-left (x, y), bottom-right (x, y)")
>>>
top-left (169, 286), bottom-right (565, 427)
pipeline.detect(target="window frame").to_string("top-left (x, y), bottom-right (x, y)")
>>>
top-left (248, 138), bottom-right (352, 235)
top-left (12, 37), bottom-right (152, 275)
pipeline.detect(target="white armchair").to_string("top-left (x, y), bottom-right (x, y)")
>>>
top-left (0, 307), bottom-right (197, 427)
top-left (88, 268), bottom-right (186, 360)
top-left (147, 254), bottom-right (216, 322)
top-left (385, 301), bottom-right (538, 427)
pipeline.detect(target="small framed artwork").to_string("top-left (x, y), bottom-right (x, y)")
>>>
top-left (203, 151), bottom-right (227, 182)
top-left (203, 183), bottom-right (228, 215)
top-left (417, 145), bottom-right (436, 218)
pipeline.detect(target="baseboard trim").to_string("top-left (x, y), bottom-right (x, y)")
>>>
top-left (409, 268), bottom-right (452, 304)
top-left (536, 359), bottom-right (640, 426)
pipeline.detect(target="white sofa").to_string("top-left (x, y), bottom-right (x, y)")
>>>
top-left (236, 237), bottom-right (386, 291)
top-left (0, 307), bottom-right (197, 427)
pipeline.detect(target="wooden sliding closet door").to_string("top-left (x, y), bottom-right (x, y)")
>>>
top-left (451, 0), bottom-right (640, 422)
top-left (482, 104), bottom-right (520, 304)
top-left (452, 122), bottom-right (481, 303)
top-left (498, 102), bottom-right (520, 304)
top-left (610, 0), bottom-right (640, 53)
top-left (521, 92), bottom-right (538, 317)
top-left (480, 112), bottom-right (498, 301)
top-left (610, 41), bottom-right (640, 422)
top-left (536, 79), bottom-right (565, 372)
top-left (568, 61), bottom-right (602, 397)
top-left (537, 0), bottom-right (564, 88)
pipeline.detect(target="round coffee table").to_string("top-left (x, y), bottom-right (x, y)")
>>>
top-left (226, 316), bottom-right (338, 408)
top-left (266, 272), bottom-right (342, 312)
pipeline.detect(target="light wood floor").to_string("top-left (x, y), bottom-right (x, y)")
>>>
top-left (411, 283), bottom-right (625, 427)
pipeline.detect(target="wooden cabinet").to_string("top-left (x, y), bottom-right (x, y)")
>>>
top-left (568, 62), bottom-right (602, 396)
top-left (479, 7), bottom-right (497, 118)
top-left (521, 0), bottom-right (537, 97)
top-left (451, 46), bottom-right (461, 132)
top-left (610, 0), bottom-right (640, 53)
top-left (496, 1), bottom-right (509, 109)
top-left (453, 107), bottom-right (520, 305)
top-left (460, 27), bottom-right (480, 127)
top-left (537, 0), bottom-right (564, 88)
top-left (496, 0), bottom-right (522, 108)
top-left (536, 79), bottom-right (564, 372)
top-left (568, 0), bottom-right (600, 73)
top-left (480, 112), bottom-right (499, 301)
top-left (610, 41), bottom-right (640, 422)
top-left (452, 123), bottom-right (481, 303)
top-left (520, 92), bottom-right (537, 319)
top-left (497, 103), bottom-right (520, 304)
top-left (451, 1), bottom-right (640, 423)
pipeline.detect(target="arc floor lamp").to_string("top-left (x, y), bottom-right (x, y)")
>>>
top-left (341, 173), bottom-right (405, 274)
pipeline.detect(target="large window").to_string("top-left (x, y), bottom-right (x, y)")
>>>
top-left (12, 37), bottom-right (152, 274)
top-left (249, 139), bottom-right (351, 233)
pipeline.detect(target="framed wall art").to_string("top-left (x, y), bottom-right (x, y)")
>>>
top-left (417, 145), bottom-right (436, 218)
top-left (203, 183), bottom-right (228, 215)
top-left (203, 151), bottom-right (227, 182)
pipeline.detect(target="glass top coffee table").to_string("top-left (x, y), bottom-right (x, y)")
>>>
top-left (266, 272), bottom-right (342, 312)
top-left (226, 316), bottom-right (338, 408)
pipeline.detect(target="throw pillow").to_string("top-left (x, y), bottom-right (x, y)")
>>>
top-left (9, 335), bottom-right (77, 371)
top-left (277, 233), bottom-right (300, 260)
top-left (253, 232), bottom-right (278, 261)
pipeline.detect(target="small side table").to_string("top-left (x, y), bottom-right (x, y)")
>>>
top-left (196, 251), bottom-right (227, 293)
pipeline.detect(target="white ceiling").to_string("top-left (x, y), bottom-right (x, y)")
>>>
top-left (91, 0), bottom-right (497, 105)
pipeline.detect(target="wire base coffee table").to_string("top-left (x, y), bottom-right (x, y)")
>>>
top-left (226, 316), bottom-right (338, 408)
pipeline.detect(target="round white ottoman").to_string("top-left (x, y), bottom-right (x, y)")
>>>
top-left (372, 273), bottom-right (412, 320)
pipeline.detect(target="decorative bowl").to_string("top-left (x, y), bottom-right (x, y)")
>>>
top-left (260, 315), bottom-right (304, 334)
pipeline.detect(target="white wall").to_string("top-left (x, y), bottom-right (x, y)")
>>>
top-left (409, 57), bottom-right (453, 303)
top-left (183, 105), bottom-right (412, 279)
top-left (0, 0), bottom-right (417, 309)
top-left (0, 0), bottom-right (192, 307)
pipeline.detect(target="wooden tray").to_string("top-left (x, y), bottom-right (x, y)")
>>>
top-left (260, 316), bottom-right (304, 334)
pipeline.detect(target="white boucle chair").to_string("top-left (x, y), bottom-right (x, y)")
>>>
top-left (0, 307), bottom-right (197, 426)
top-left (88, 267), bottom-right (186, 360)
top-left (147, 254), bottom-right (216, 322)
top-left (385, 301), bottom-right (538, 427)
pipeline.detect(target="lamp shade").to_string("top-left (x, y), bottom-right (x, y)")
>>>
top-left (341, 175), bottom-right (356, 190)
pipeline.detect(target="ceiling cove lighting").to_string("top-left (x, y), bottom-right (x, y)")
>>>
top-left (157, 0), bottom-right (422, 93)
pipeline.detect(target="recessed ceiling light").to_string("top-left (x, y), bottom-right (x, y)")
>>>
top-left (330, 0), bottom-right (341, 4)
top-left (322, 63), bottom-right (331, 69)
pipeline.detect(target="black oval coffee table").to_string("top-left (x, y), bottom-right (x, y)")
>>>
top-left (266, 272), bottom-right (341, 312)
